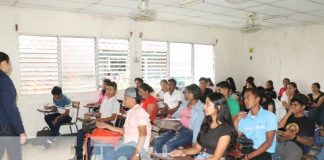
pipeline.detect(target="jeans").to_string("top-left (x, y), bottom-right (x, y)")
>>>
top-left (0, 124), bottom-right (22, 160)
top-left (44, 113), bottom-right (72, 136)
top-left (155, 127), bottom-right (193, 153)
top-left (93, 141), bottom-right (147, 160)
top-left (75, 129), bottom-right (94, 159)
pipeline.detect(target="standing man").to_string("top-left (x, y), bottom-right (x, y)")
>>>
top-left (0, 52), bottom-right (27, 160)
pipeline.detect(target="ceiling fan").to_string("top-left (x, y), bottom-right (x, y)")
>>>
top-left (241, 12), bottom-right (261, 33)
top-left (129, 0), bottom-right (157, 22)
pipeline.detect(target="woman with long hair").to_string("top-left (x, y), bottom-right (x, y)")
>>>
top-left (281, 82), bottom-right (299, 110)
top-left (138, 83), bottom-right (158, 123)
top-left (169, 92), bottom-right (237, 160)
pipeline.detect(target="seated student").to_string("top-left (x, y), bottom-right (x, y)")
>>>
top-left (278, 78), bottom-right (290, 101)
top-left (241, 76), bottom-right (255, 96)
top-left (206, 77), bottom-right (215, 90)
top-left (314, 124), bottom-right (324, 160)
top-left (163, 79), bottom-right (184, 115)
top-left (226, 77), bottom-right (240, 101)
top-left (307, 82), bottom-right (324, 124)
top-left (138, 83), bottom-right (158, 123)
top-left (264, 80), bottom-right (277, 99)
top-left (169, 92), bottom-right (237, 160)
top-left (44, 86), bottom-right (72, 136)
top-left (157, 79), bottom-right (168, 109)
top-left (72, 81), bottom-right (120, 160)
top-left (89, 79), bottom-right (111, 106)
top-left (155, 84), bottom-right (204, 153)
top-left (278, 94), bottom-right (315, 160)
top-left (134, 77), bottom-right (144, 89)
top-left (216, 81), bottom-right (240, 117)
top-left (94, 87), bottom-right (151, 160)
top-left (258, 86), bottom-right (276, 113)
top-left (235, 88), bottom-right (277, 160)
top-left (199, 77), bottom-right (214, 103)
top-left (281, 82), bottom-right (299, 110)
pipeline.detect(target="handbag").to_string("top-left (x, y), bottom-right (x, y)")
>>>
top-left (154, 118), bottom-right (182, 131)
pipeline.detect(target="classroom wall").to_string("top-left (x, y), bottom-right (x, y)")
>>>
top-left (0, 6), bottom-right (244, 136)
top-left (243, 24), bottom-right (324, 94)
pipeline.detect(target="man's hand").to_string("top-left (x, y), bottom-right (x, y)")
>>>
top-left (20, 133), bottom-right (27, 144)
top-left (283, 131), bottom-right (296, 140)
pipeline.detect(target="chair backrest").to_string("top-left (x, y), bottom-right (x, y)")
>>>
top-left (71, 101), bottom-right (80, 123)
top-left (114, 114), bottom-right (126, 128)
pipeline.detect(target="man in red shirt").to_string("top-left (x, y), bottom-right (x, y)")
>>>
top-left (278, 78), bottom-right (290, 101)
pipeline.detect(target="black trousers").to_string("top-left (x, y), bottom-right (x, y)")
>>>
top-left (0, 124), bottom-right (22, 160)
top-left (44, 113), bottom-right (72, 136)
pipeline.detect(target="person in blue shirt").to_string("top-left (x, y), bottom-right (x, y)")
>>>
top-left (155, 84), bottom-right (204, 153)
top-left (0, 52), bottom-right (27, 160)
top-left (235, 88), bottom-right (277, 160)
top-left (44, 86), bottom-right (72, 136)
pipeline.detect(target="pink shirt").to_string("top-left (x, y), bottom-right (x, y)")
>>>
top-left (180, 105), bottom-right (193, 129)
top-left (97, 92), bottom-right (106, 104)
top-left (123, 104), bottom-right (152, 151)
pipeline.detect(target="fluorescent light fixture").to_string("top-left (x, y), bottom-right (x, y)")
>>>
top-left (180, 0), bottom-right (204, 7)
top-left (263, 16), bottom-right (288, 21)
top-left (225, 0), bottom-right (251, 3)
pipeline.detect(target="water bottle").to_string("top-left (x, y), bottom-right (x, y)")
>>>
top-left (162, 144), bottom-right (168, 157)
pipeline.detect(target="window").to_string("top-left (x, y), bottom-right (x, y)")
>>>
top-left (142, 41), bottom-right (168, 89)
top-left (61, 37), bottom-right (96, 93)
top-left (169, 42), bottom-right (193, 89)
top-left (98, 39), bottom-right (129, 89)
top-left (194, 44), bottom-right (214, 83)
top-left (19, 36), bottom-right (59, 94)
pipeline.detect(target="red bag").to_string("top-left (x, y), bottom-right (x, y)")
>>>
top-left (90, 128), bottom-right (122, 145)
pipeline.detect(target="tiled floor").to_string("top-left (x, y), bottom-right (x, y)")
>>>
top-left (1, 136), bottom-right (76, 160)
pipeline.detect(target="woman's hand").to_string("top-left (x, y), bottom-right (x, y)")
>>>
top-left (20, 133), bottom-right (27, 144)
top-left (169, 149), bottom-right (186, 157)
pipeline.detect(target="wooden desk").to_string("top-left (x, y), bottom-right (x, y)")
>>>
top-left (84, 105), bottom-right (99, 113)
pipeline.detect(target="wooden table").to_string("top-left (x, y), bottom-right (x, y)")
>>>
top-left (151, 153), bottom-right (194, 160)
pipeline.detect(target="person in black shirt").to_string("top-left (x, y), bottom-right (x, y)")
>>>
top-left (258, 86), bottom-right (276, 113)
top-left (199, 77), bottom-right (213, 103)
top-left (278, 93), bottom-right (315, 160)
top-left (307, 82), bottom-right (324, 124)
top-left (264, 80), bottom-right (277, 99)
top-left (169, 93), bottom-right (237, 159)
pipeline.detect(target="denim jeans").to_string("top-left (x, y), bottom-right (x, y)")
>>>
top-left (75, 129), bottom-right (93, 159)
top-left (154, 127), bottom-right (193, 153)
top-left (93, 141), bottom-right (147, 160)
top-left (44, 113), bottom-right (72, 136)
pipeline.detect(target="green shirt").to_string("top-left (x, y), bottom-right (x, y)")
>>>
top-left (227, 96), bottom-right (240, 116)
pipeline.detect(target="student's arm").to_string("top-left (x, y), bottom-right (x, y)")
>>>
top-left (131, 125), bottom-right (147, 160)
top-left (96, 122), bottom-right (124, 134)
top-left (278, 109), bottom-right (292, 129)
top-left (207, 135), bottom-right (231, 160)
top-left (97, 113), bottom-right (117, 123)
top-left (281, 131), bottom-right (314, 146)
top-left (167, 101), bottom-right (182, 115)
top-left (146, 103), bottom-right (156, 118)
top-left (244, 130), bottom-right (276, 160)
top-left (313, 96), bottom-right (324, 108)
top-left (234, 111), bottom-right (247, 135)
top-left (169, 143), bottom-right (202, 157)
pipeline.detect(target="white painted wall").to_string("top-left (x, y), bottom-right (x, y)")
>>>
top-left (243, 24), bottom-right (324, 94)
top-left (0, 6), bottom-right (244, 136)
